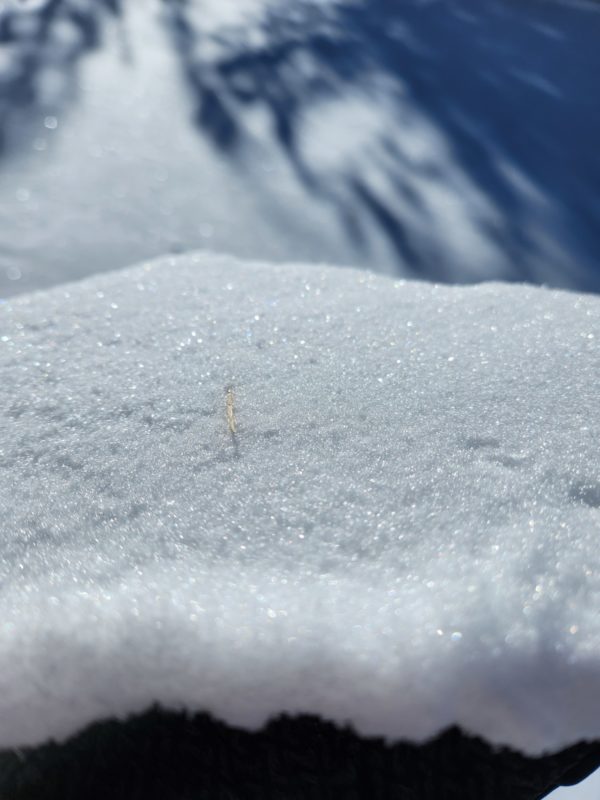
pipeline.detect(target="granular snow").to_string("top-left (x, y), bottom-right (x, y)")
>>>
top-left (0, 252), bottom-right (599, 752)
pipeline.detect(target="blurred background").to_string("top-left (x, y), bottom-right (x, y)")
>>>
top-left (0, 0), bottom-right (599, 298)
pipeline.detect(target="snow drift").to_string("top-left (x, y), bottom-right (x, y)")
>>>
top-left (0, 252), bottom-right (599, 753)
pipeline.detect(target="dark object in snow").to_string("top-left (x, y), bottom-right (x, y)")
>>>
top-left (0, 708), bottom-right (598, 800)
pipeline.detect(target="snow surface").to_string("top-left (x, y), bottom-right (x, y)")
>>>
top-left (0, 252), bottom-right (599, 754)
top-left (1, 0), bottom-right (600, 297)
top-left (549, 768), bottom-right (600, 800)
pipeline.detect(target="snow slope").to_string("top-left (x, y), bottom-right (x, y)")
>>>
top-left (0, 252), bottom-right (599, 753)
top-left (1, 0), bottom-right (600, 296)
top-left (549, 768), bottom-right (600, 800)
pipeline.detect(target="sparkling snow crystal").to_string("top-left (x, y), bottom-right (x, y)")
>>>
top-left (0, 252), bottom-right (599, 752)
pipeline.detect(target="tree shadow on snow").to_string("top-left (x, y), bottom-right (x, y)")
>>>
top-left (163, 0), bottom-right (600, 288)
top-left (0, 0), bottom-right (122, 156)
top-left (2, 0), bottom-right (600, 288)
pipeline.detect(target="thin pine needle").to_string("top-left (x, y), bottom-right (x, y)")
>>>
top-left (226, 387), bottom-right (237, 434)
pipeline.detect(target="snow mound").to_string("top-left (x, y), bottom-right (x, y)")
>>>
top-left (0, 252), bottom-right (599, 753)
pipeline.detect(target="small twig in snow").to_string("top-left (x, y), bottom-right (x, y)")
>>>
top-left (226, 387), bottom-right (237, 434)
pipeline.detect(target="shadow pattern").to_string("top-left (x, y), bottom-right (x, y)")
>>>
top-left (2, 0), bottom-right (600, 288)
top-left (162, 0), bottom-right (600, 287)
top-left (0, 0), bottom-right (121, 154)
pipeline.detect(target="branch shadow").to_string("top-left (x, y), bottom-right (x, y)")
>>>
top-left (1, 0), bottom-right (599, 288)
top-left (0, 0), bottom-right (122, 156)
top-left (162, 0), bottom-right (600, 288)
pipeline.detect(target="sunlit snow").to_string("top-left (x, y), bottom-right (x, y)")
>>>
top-left (548, 767), bottom-right (600, 800)
top-left (0, 253), bottom-right (599, 756)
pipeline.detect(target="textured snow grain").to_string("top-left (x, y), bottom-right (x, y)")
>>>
top-left (0, 252), bottom-right (599, 752)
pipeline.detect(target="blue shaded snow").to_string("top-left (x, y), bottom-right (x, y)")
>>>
top-left (0, 0), bottom-right (599, 293)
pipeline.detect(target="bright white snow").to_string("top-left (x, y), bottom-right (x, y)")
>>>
top-left (549, 768), bottom-right (600, 800)
top-left (0, 252), bottom-right (599, 753)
